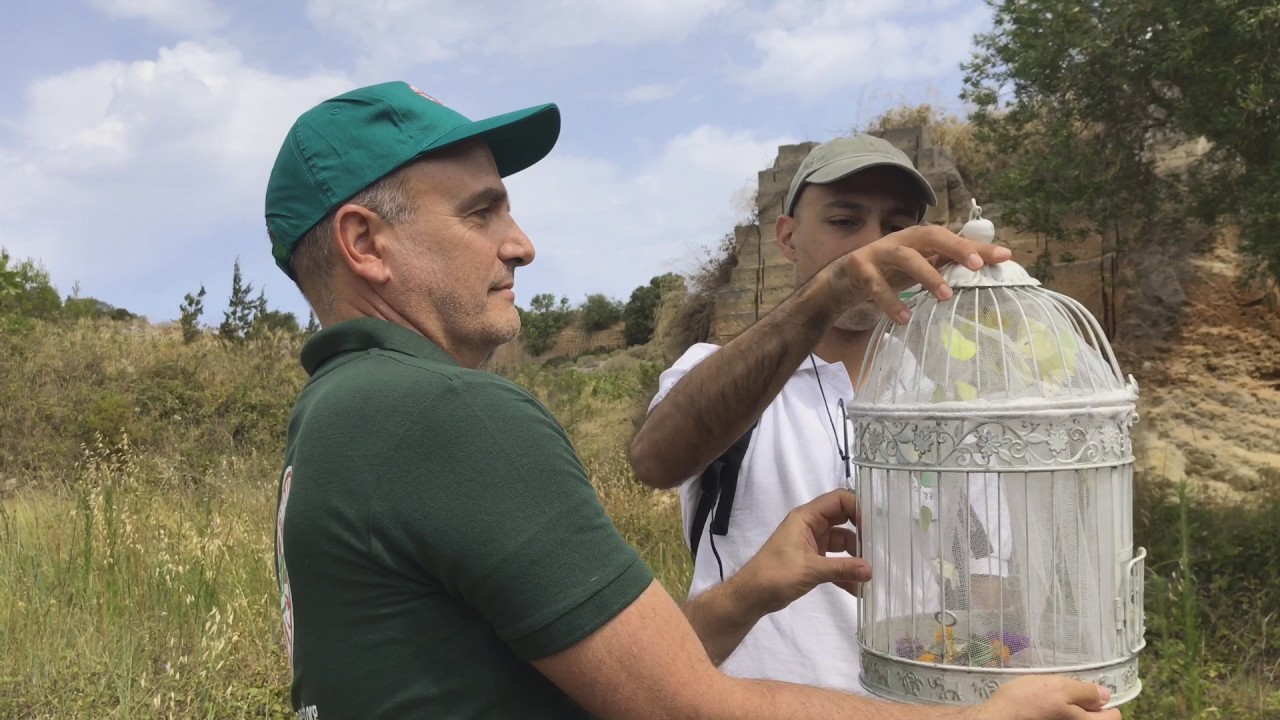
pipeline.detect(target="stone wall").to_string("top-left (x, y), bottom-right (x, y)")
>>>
top-left (708, 125), bottom-right (974, 344)
top-left (707, 125), bottom-right (1117, 344)
top-left (487, 321), bottom-right (626, 369)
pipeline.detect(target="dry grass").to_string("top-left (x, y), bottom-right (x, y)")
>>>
top-left (1, 441), bottom-right (292, 718)
top-left (1, 318), bottom-right (1277, 718)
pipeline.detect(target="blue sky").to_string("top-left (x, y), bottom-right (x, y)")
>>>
top-left (0, 0), bottom-right (992, 324)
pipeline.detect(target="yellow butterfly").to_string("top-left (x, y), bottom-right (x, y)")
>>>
top-left (1016, 318), bottom-right (1080, 384)
top-left (935, 312), bottom-right (1083, 397)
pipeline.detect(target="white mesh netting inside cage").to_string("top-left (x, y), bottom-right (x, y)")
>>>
top-left (850, 203), bottom-right (1146, 707)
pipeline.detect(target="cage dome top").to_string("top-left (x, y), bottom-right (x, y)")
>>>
top-left (852, 200), bottom-right (1137, 412)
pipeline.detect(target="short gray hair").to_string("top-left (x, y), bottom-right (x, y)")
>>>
top-left (289, 163), bottom-right (419, 310)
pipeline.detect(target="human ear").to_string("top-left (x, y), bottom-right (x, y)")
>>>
top-left (334, 204), bottom-right (393, 285)
top-left (776, 213), bottom-right (799, 263)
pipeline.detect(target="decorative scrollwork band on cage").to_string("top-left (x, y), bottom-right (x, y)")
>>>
top-left (860, 653), bottom-right (1141, 707)
top-left (853, 410), bottom-right (1138, 470)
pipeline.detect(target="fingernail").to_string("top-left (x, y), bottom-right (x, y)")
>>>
top-left (1098, 685), bottom-right (1111, 703)
top-left (896, 309), bottom-right (911, 324)
top-left (967, 253), bottom-right (982, 269)
top-left (994, 246), bottom-right (1012, 258)
top-left (937, 284), bottom-right (952, 300)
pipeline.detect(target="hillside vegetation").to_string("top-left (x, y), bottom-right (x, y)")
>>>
top-left (1, 313), bottom-right (1278, 719)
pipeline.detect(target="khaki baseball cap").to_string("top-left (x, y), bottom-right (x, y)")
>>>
top-left (783, 134), bottom-right (938, 218)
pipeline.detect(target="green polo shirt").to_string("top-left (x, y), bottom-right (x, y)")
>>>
top-left (274, 317), bottom-right (653, 719)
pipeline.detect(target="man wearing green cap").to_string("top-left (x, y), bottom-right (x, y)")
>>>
top-left (266, 83), bottom-right (1119, 719)
top-left (631, 136), bottom-right (1012, 691)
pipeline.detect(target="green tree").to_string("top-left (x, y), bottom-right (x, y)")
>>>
top-left (253, 307), bottom-right (301, 336)
top-left (179, 285), bottom-right (207, 343)
top-left (0, 250), bottom-right (62, 321)
top-left (623, 273), bottom-right (685, 347)
top-left (236, 286), bottom-right (300, 338)
top-left (578, 293), bottom-right (623, 332)
top-left (964, 0), bottom-right (1280, 284)
top-left (518, 293), bottom-right (574, 356)
top-left (218, 259), bottom-right (256, 341)
top-left (0, 250), bottom-right (19, 298)
top-left (64, 296), bottom-right (131, 321)
top-left (246, 289), bottom-right (269, 338)
top-left (64, 282), bottom-right (136, 322)
top-left (305, 310), bottom-right (321, 335)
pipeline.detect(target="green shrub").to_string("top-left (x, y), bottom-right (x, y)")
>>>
top-left (83, 391), bottom-right (143, 450)
top-left (519, 293), bottom-right (574, 356)
top-left (579, 293), bottom-right (623, 332)
top-left (624, 273), bottom-right (684, 347)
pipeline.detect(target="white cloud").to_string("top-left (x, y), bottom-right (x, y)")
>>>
top-left (0, 0), bottom-right (993, 322)
top-left (89, 0), bottom-right (231, 35)
top-left (306, 0), bottom-right (734, 72)
top-left (616, 82), bottom-right (684, 105)
top-left (504, 124), bottom-right (795, 305)
top-left (729, 0), bottom-right (990, 100)
top-left (0, 40), bottom-right (350, 320)
top-left (302, 0), bottom-right (988, 103)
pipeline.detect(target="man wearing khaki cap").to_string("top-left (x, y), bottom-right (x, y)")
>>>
top-left (266, 83), bottom-right (1117, 719)
top-left (632, 135), bottom-right (1017, 694)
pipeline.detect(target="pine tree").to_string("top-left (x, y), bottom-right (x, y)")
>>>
top-left (179, 285), bottom-right (206, 344)
top-left (218, 259), bottom-right (256, 341)
top-left (247, 289), bottom-right (270, 339)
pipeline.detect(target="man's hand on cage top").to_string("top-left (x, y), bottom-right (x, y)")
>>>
top-left (819, 225), bottom-right (1012, 326)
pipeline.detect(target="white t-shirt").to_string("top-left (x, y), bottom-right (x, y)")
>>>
top-left (649, 343), bottom-right (866, 691)
top-left (648, 341), bottom-right (1012, 694)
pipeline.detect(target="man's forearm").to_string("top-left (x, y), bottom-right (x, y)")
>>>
top-left (734, 679), bottom-right (975, 720)
top-left (681, 575), bottom-right (765, 666)
top-left (629, 276), bottom-right (840, 489)
top-left (683, 581), bottom-right (973, 718)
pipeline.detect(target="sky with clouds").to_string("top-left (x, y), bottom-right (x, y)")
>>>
top-left (0, 0), bottom-right (992, 324)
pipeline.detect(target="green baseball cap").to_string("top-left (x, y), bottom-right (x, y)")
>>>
top-left (265, 81), bottom-right (560, 278)
top-left (783, 134), bottom-right (937, 219)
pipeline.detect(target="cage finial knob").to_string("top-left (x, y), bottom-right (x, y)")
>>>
top-left (959, 198), bottom-right (996, 244)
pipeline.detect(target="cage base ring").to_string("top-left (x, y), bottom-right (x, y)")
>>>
top-left (859, 650), bottom-right (1140, 709)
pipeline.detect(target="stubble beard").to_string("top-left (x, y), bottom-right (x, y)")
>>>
top-left (490, 304), bottom-right (522, 346)
top-left (400, 270), bottom-right (522, 355)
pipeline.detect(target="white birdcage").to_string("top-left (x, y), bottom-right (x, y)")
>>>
top-left (850, 201), bottom-right (1146, 707)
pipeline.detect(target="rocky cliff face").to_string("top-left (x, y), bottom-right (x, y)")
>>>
top-left (1122, 231), bottom-right (1280, 500)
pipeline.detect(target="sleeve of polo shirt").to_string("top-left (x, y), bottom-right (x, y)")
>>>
top-left (370, 373), bottom-right (654, 662)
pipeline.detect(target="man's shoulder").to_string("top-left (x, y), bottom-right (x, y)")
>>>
top-left (304, 350), bottom-right (545, 422)
top-left (657, 342), bottom-right (722, 387)
top-left (647, 343), bottom-right (721, 411)
top-left (671, 342), bottom-right (721, 367)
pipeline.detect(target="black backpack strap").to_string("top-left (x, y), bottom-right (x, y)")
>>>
top-left (689, 423), bottom-right (757, 559)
